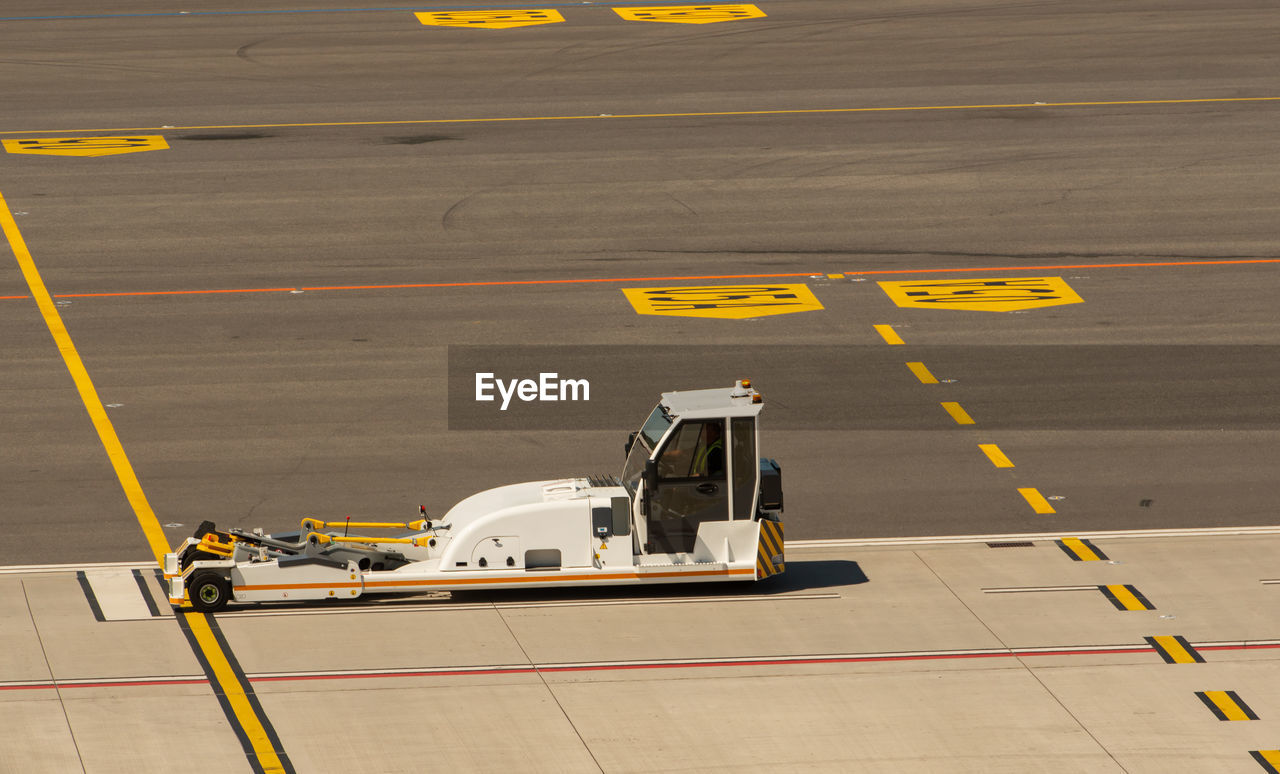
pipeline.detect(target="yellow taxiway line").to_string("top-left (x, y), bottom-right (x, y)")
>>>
top-left (2, 96), bottom-right (1277, 136)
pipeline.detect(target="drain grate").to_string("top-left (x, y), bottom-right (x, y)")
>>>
top-left (986, 541), bottom-right (1035, 548)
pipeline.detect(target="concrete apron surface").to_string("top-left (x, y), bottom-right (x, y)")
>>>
top-left (3, 534), bottom-right (1279, 774)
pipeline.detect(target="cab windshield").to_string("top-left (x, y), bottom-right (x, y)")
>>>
top-left (622, 403), bottom-right (671, 496)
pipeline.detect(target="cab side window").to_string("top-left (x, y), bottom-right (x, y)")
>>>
top-left (656, 420), bottom-right (725, 480)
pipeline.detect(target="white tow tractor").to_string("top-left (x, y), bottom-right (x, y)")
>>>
top-left (166, 380), bottom-right (785, 612)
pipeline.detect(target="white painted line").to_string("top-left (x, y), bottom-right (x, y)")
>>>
top-left (83, 569), bottom-right (156, 621)
top-left (789, 525), bottom-right (1280, 549)
top-left (0, 560), bottom-right (154, 575)
top-left (219, 592), bottom-right (840, 618)
top-left (982, 585), bottom-right (1098, 594)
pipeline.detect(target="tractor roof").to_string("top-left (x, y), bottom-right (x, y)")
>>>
top-left (659, 380), bottom-right (764, 420)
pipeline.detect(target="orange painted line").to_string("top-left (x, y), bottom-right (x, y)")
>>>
top-left (235, 583), bottom-right (362, 591)
top-left (364, 568), bottom-right (753, 588)
top-left (2, 258), bottom-right (1276, 303)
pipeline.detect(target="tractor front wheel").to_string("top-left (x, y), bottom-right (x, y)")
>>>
top-left (188, 571), bottom-right (232, 613)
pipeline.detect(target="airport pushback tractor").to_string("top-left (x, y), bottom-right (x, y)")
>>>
top-left (166, 381), bottom-right (785, 611)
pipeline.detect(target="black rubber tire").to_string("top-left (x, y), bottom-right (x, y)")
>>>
top-left (188, 570), bottom-right (232, 613)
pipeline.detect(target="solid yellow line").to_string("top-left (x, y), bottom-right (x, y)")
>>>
top-left (1105, 584), bottom-right (1147, 611)
top-left (1018, 487), bottom-right (1056, 514)
top-left (1201, 691), bottom-right (1252, 721)
top-left (978, 443), bottom-right (1014, 468)
top-left (3, 97), bottom-right (1279, 135)
top-left (826, 273), bottom-right (844, 279)
top-left (906, 362), bottom-right (939, 384)
top-left (1150, 635), bottom-right (1198, 664)
top-left (1060, 537), bottom-right (1100, 561)
top-left (873, 324), bottom-right (904, 345)
top-left (941, 401), bottom-right (975, 425)
top-left (185, 613), bottom-right (287, 773)
top-left (0, 189), bottom-right (171, 564)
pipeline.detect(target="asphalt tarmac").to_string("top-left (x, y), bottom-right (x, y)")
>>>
top-left (2, 0), bottom-right (1278, 563)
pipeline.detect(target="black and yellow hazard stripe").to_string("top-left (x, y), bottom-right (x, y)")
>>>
top-left (1195, 690), bottom-right (1259, 721)
top-left (1099, 584), bottom-right (1155, 611)
top-left (756, 519), bottom-right (784, 579)
top-left (1145, 635), bottom-right (1205, 664)
top-left (1056, 537), bottom-right (1108, 561)
top-left (178, 611), bottom-right (295, 774)
top-left (1251, 750), bottom-right (1280, 773)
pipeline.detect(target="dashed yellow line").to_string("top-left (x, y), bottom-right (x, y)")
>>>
top-left (1196, 690), bottom-right (1258, 721)
top-left (978, 443), bottom-right (1014, 468)
top-left (1018, 487), bottom-right (1055, 514)
top-left (1252, 749), bottom-right (1280, 773)
top-left (1100, 584), bottom-right (1155, 611)
top-left (874, 324), bottom-right (904, 345)
top-left (1145, 635), bottom-right (1205, 664)
top-left (941, 401), bottom-right (975, 425)
top-left (1057, 537), bottom-right (1107, 561)
top-left (906, 361), bottom-right (938, 384)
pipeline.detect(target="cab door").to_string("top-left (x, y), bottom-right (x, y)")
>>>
top-left (646, 419), bottom-right (729, 554)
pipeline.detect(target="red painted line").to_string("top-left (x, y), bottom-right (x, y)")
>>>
top-left (6, 641), bottom-right (1279, 691)
top-left (0, 258), bottom-right (1275, 303)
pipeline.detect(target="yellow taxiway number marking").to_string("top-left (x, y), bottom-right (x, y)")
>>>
top-left (182, 613), bottom-right (289, 772)
top-left (874, 324), bottom-right (904, 345)
top-left (614, 4), bottom-right (765, 23)
top-left (1145, 635), bottom-right (1205, 664)
top-left (906, 361), bottom-right (938, 384)
top-left (978, 443), bottom-right (1014, 468)
top-left (878, 276), bottom-right (1083, 312)
top-left (0, 189), bottom-right (171, 563)
top-left (1197, 691), bottom-right (1258, 721)
top-left (1018, 487), bottom-right (1055, 513)
top-left (2, 136), bottom-right (168, 157)
top-left (940, 401), bottom-right (974, 425)
top-left (623, 284), bottom-right (822, 319)
top-left (415, 9), bottom-right (564, 28)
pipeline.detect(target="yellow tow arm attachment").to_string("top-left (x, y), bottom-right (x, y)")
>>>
top-left (199, 534), bottom-right (236, 557)
top-left (300, 518), bottom-right (429, 531)
top-left (305, 532), bottom-right (432, 547)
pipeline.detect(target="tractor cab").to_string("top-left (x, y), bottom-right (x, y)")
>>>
top-left (621, 379), bottom-right (781, 556)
